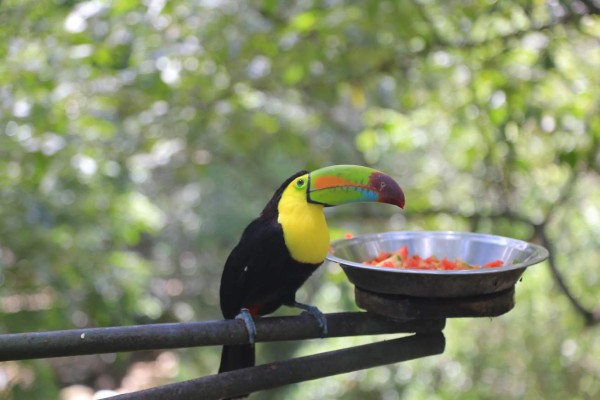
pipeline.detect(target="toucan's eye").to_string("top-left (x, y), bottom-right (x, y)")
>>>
top-left (295, 178), bottom-right (306, 189)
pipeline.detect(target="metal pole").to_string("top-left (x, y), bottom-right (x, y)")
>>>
top-left (0, 313), bottom-right (445, 361)
top-left (112, 332), bottom-right (446, 400)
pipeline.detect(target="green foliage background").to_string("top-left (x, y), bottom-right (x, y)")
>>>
top-left (1, 0), bottom-right (599, 398)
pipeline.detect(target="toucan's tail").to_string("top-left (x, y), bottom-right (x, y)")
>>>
top-left (219, 343), bottom-right (255, 374)
top-left (219, 344), bottom-right (255, 398)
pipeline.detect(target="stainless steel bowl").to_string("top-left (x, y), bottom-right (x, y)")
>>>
top-left (327, 231), bottom-right (549, 298)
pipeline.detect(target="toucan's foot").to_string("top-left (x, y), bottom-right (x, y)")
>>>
top-left (235, 308), bottom-right (256, 345)
top-left (293, 301), bottom-right (328, 337)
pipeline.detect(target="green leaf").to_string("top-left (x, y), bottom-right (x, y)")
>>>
top-left (290, 11), bottom-right (318, 32)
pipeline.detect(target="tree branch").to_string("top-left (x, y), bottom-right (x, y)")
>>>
top-left (537, 225), bottom-right (599, 326)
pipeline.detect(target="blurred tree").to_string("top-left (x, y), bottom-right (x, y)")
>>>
top-left (0, 0), bottom-right (599, 399)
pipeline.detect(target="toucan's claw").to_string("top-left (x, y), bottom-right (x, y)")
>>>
top-left (293, 301), bottom-right (328, 337)
top-left (235, 308), bottom-right (257, 345)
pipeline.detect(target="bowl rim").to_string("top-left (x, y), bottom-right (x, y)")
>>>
top-left (326, 230), bottom-right (550, 276)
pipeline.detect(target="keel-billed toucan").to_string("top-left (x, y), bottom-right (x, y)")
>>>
top-left (219, 165), bottom-right (405, 376)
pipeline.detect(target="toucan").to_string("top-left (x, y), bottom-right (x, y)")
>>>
top-left (218, 165), bottom-right (405, 378)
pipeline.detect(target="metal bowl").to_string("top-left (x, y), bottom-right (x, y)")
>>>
top-left (327, 231), bottom-right (549, 298)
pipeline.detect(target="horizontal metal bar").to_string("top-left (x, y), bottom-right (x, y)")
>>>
top-left (112, 332), bottom-right (446, 400)
top-left (0, 312), bottom-right (445, 361)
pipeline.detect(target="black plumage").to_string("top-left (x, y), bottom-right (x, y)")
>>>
top-left (218, 171), bottom-right (320, 374)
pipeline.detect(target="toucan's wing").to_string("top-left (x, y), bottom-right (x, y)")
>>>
top-left (219, 217), bottom-right (288, 319)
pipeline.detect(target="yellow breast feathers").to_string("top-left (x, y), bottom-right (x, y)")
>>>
top-left (277, 178), bottom-right (329, 265)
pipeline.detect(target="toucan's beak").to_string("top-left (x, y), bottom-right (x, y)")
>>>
top-left (307, 165), bottom-right (405, 209)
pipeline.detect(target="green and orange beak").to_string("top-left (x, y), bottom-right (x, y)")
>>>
top-left (306, 165), bottom-right (405, 209)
